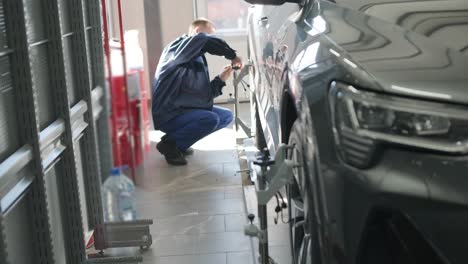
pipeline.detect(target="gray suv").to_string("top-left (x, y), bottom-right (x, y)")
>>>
top-left (245, 0), bottom-right (468, 263)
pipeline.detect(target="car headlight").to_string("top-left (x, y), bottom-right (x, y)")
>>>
top-left (329, 82), bottom-right (468, 168)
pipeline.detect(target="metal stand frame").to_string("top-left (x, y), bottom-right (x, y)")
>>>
top-left (244, 145), bottom-right (297, 264)
top-left (232, 65), bottom-right (253, 136)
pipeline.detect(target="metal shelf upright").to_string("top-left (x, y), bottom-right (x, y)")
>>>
top-left (0, 0), bottom-right (148, 263)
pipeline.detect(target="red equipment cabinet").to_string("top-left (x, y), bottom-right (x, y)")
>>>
top-left (110, 70), bottom-right (150, 169)
top-left (103, 0), bottom-right (152, 180)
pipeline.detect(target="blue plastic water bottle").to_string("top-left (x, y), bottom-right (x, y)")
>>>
top-left (102, 167), bottom-right (136, 222)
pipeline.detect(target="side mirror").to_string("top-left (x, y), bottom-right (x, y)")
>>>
top-left (244, 0), bottom-right (302, 5)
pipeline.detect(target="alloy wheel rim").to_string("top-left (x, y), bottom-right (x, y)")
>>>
top-left (289, 144), bottom-right (312, 264)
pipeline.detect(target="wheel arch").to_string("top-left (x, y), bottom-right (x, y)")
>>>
top-left (281, 85), bottom-right (299, 144)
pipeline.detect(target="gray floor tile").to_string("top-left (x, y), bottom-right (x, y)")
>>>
top-left (189, 150), bottom-right (239, 165)
top-left (136, 194), bottom-right (244, 219)
top-left (129, 127), bottom-right (268, 263)
top-left (147, 253), bottom-right (227, 264)
top-left (225, 214), bottom-right (247, 232)
top-left (251, 244), bottom-right (292, 264)
top-left (267, 225), bottom-right (290, 247)
top-left (134, 188), bottom-right (170, 202)
top-left (143, 165), bottom-right (225, 190)
top-left (197, 232), bottom-right (251, 254)
top-left (269, 245), bottom-right (292, 264)
top-left (136, 185), bottom-right (226, 204)
top-left (136, 200), bottom-right (194, 219)
top-left (222, 162), bottom-right (241, 177)
top-left (223, 232), bottom-right (252, 253)
top-left (151, 234), bottom-right (198, 256)
top-left (225, 213), bottom-right (290, 233)
top-left (224, 186), bottom-right (244, 199)
top-left (153, 215), bottom-right (225, 236)
top-left (196, 198), bottom-right (245, 215)
top-left (186, 172), bottom-right (242, 187)
top-left (227, 251), bottom-right (255, 264)
top-left (188, 129), bottom-right (239, 164)
top-left (249, 226), bottom-right (291, 250)
top-left (170, 186), bottom-right (226, 201)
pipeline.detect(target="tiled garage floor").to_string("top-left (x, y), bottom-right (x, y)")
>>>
top-left (126, 120), bottom-right (291, 263)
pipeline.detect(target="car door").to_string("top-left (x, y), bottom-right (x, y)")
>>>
top-left (249, 2), bottom-right (303, 155)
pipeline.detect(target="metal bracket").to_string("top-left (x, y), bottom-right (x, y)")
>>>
top-left (244, 214), bottom-right (268, 243)
top-left (256, 144), bottom-right (296, 205)
top-left (233, 63), bottom-right (252, 89)
top-left (94, 219), bottom-right (153, 251)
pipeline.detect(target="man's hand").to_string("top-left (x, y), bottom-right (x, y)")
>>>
top-left (219, 65), bottom-right (234, 82)
top-left (231, 56), bottom-right (243, 70)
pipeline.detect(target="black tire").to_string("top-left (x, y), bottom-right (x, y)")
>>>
top-left (287, 120), bottom-right (315, 264)
top-left (255, 103), bottom-right (267, 150)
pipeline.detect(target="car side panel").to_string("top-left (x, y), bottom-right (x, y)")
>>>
top-left (248, 4), bottom-right (301, 156)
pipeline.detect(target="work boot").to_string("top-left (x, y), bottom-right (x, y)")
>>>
top-left (181, 147), bottom-right (194, 156)
top-left (161, 135), bottom-right (194, 156)
top-left (160, 134), bottom-right (169, 143)
top-left (156, 137), bottom-right (187, 166)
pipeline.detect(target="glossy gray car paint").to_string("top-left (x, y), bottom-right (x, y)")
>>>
top-left (247, 0), bottom-right (468, 263)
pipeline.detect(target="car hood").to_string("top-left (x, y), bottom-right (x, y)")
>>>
top-left (302, 1), bottom-right (468, 105)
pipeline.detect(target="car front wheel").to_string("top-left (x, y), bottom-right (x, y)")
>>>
top-left (287, 120), bottom-right (315, 264)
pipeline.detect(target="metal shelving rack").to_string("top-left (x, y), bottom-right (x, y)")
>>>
top-left (0, 0), bottom-right (147, 263)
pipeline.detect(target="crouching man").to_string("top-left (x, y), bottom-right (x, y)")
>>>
top-left (152, 18), bottom-right (242, 165)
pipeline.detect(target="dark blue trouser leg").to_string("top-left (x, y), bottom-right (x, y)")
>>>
top-left (159, 106), bottom-right (233, 151)
top-left (211, 106), bottom-right (234, 131)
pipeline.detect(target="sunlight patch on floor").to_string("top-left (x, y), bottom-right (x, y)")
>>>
top-left (148, 127), bottom-right (237, 151)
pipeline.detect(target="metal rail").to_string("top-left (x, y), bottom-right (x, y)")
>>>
top-left (0, 145), bottom-right (33, 215)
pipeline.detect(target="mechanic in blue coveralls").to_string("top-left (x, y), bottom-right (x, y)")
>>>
top-left (152, 18), bottom-right (243, 165)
